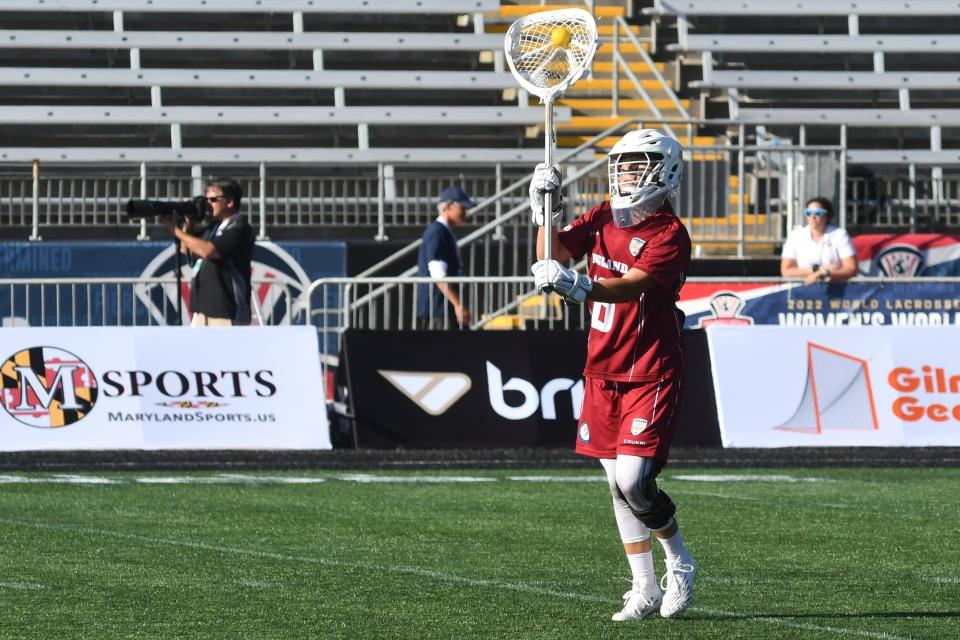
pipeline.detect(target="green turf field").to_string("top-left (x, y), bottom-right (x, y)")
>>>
top-left (0, 467), bottom-right (957, 639)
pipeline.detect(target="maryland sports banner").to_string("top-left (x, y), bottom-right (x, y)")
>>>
top-left (680, 279), bottom-right (960, 328)
top-left (0, 327), bottom-right (330, 451)
top-left (707, 325), bottom-right (960, 447)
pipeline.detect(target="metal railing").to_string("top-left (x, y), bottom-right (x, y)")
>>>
top-left (0, 277), bottom-right (296, 328)
top-left (610, 14), bottom-right (691, 143)
top-left (303, 273), bottom-right (960, 384)
top-left (305, 275), bottom-right (590, 370)
top-left (0, 162), bottom-right (536, 242)
top-left (848, 173), bottom-right (960, 231)
top-left (7, 127), bottom-right (959, 247)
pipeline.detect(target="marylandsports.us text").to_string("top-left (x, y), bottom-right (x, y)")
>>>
top-left (107, 412), bottom-right (276, 423)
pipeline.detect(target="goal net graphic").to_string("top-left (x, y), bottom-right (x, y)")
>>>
top-left (775, 343), bottom-right (879, 434)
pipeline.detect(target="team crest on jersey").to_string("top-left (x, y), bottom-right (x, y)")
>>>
top-left (579, 422), bottom-right (590, 443)
top-left (630, 418), bottom-right (648, 435)
top-left (629, 237), bottom-right (646, 257)
top-left (876, 245), bottom-right (925, 277)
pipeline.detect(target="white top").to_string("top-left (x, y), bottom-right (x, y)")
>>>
top-left (427, 216), bottom-right (452, 279)
top-left (781, 224), bottom-right (856, 269)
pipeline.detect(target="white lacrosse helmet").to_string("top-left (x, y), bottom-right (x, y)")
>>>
top-left (607, 129), bottom-right (684, 228)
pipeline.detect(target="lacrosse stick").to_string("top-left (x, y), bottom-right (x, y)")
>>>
top-left (504, 8), bottom-right (598, 266)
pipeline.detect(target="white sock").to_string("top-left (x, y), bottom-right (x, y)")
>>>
top-left (626, 551), bottom-right (657, 592)
top-left (657, 528), bottom-right (693, 565)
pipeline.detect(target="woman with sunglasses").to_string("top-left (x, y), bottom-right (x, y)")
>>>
top-left (780, 196), bottom-right (857, 285)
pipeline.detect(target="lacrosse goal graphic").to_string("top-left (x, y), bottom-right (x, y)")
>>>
top-left (775, 342), bottom-right (880, 434)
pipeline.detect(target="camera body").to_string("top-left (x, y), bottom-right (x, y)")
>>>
top-left (126, 196), bottom-right (213, 234)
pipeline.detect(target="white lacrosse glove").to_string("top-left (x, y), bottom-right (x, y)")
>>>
top-left (529, 163), bottom-right (564, 227)
top-left (531, 259), bottom-right (592, 304)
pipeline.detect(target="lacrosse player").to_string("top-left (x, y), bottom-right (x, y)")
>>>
top-left (530, 129), bottom-right (697, 620)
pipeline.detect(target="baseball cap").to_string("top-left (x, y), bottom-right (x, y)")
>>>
top-left (438, 185), bottom-right (476, 209)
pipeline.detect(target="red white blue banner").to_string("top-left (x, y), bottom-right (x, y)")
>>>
top-left (680, 279), bottom-right (960, 328)
top-left (707, 325), bottom-right (960, 447)
top-left (853, 233), bottom-right (960, 277)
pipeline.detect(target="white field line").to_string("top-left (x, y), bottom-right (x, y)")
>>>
top-left (506, 475), bottom-right (607, 482)
top-left (0, 517), bottom-right (912, 640)
top-left (670, 488), bottom-right (953, 522)
top-left (0, 581), bottom-right (46, 590)
top-left (135, 475), bottom-right (327, 485)
top-left (0, 474), bottom-right (122, 484)
top-left (337, 474), bottom-right (495, 483)
top-left (669, 474), bottom-right (826, 483)
top-left (0, 473), bottom-right (831, 486)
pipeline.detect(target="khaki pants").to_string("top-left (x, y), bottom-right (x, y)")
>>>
top-left (190, 313), bottom-right (234, 327)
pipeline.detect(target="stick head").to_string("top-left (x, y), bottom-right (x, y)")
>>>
top-left (504, 8), bottom-right (599, 104)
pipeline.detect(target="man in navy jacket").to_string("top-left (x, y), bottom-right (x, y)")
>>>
top-left (415, 185), bottom-right (475, 329)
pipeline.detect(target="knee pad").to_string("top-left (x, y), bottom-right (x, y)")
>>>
top-left (616, 456), bottom-right (676, 531)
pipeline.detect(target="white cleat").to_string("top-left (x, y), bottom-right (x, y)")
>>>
top-left (611, 586), bottom-right (663, 621)
top-left (659, 558), bottom-right (697, 618)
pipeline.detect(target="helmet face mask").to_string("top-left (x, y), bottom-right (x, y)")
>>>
top-left (607, 129), bottom-right (683, 228)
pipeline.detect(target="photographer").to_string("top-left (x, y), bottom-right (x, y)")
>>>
top-left (165, 177), bottom-right (255, 326)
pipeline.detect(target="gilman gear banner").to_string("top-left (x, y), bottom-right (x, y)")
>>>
top-left (0, 327), bottom-right (330, 450)
top-left (706, 325), bottom-right (960, 447)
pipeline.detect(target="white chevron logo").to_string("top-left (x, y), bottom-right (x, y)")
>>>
top-left (378, 370), bottom-right (472, 416)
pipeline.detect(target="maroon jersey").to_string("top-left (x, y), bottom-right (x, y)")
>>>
top-left (559, 201), bottom-right (691, 382)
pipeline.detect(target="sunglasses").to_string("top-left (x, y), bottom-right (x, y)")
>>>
top-left (206, 195), bottom-right (225, 203)
top-left (803, 207), bottom-right (829, 217)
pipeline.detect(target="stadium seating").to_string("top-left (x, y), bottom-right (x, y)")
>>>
top-left (0, 0), bottom-right (551, 158)
top-left (647, 0), bottom-right (960, 150)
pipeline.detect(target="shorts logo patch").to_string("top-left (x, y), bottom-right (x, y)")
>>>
top-left (629, 237), bottom-right (646, 257)
top-left (630, 418), bottom-right (648, 435)
top-left (579, 422), bottom-right (590, 443)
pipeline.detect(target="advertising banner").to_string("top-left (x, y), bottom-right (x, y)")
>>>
top-left (0, 239), bottom-right (346, 328)
top-left (0, 326), bottom-right (330, 451)
top-left (853, 233), bottom-right (960, 277)
top-left (681, 280), bottom-right (960, 328)
top-left (341, 329), bottom-right (721, 449)
top-left (706, 325), bottom-right (960, 447)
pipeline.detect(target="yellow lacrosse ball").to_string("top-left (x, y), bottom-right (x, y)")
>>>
top-left (551, 26), bottom-right (572, 48)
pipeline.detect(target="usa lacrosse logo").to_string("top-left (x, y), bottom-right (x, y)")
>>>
top-left (695, 291), bottom-right (754, 328)
top-left (876, 245), bottom-right (925, 277)
top-left (0, 346), bottom-right (98, 428)
top-left (578, 422), bottom-right (590, 443)
top-left (137, 241), bottom-right (312, 325)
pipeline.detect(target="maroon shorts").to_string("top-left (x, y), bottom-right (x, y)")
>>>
top-left (575, 376), bottom-right (685, 462)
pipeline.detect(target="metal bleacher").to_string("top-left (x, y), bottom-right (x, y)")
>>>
top-left (645, 0), bottom-right (960, 233)
top-left (0, 0), bottom-right (613, 244)
top-left (649, 0), bottom-right (960, 133)
top-left (0, 0), bottom-right (563, 160)
top-left (6, 0), bottom-right (952, 255)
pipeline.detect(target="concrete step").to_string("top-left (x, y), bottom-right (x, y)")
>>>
top-left (557, 97), bottom-right (664, 111)
top-left (558, 136), bottom-right (726, 156)
top-left (485, 25), bottom-right (645, 42)
top-left (568, 79), bottom-right (688, 100)
top-left (590, 61), bottom-right (666, 74)
top-left (497, 4), bottom-right (627, 19)
top-left (596, 40), bottom-right (649, 54)
top-left (689, 241), bottom-right (780, 257)
top-left (559, 115), bottom-right (684, 130)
